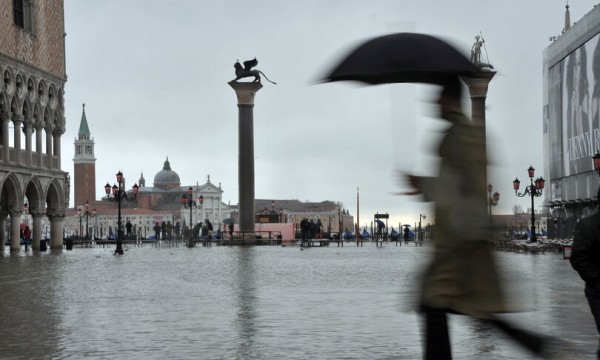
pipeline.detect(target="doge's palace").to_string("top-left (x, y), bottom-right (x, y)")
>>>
top-left (0, 0), bottom-right (68, 251)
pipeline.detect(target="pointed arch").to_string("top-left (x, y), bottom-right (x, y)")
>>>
top-left (45, 178), bottom-right (64, 213)
top-left (0, 172), bottom-right (24, 211)
top-left (24, 176), bottom-right (44, 212)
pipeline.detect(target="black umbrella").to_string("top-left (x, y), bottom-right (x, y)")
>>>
top-left (323, 32), bottom-right (478, 85)
top-left (223, 218), bottom-right (235, 226)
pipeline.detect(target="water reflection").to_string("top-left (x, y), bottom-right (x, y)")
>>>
top-left (0, 246), bottom-right (597, 359)
top-left (233, 247), bottom-right (258, 359)
top-left (0, 252), bottom-right (62, 359)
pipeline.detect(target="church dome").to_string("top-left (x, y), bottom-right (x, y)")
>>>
top-left (153, 157), bottom-right (181, 190)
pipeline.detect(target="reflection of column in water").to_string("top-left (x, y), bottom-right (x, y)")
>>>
top-left (234, 247), bottom-right (257, 358)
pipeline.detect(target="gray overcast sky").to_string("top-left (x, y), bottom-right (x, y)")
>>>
top-left (62, 0), bottom-right (598, 229)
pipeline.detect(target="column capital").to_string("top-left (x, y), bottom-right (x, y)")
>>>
top-left (30, 209), bottom-right (46, 217)
top-left (12, 114), bottom-right (24, 123)
top-left (228, 81), bottom-right (263, 105)
top-left (46, 209), bottom-right (65, 219)
top-left (1, 112), bottom-right (12, 121)
top-left (462, 71), bottom-right (496, 98)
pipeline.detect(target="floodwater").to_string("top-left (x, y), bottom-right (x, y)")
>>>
top-left (0, 243), bottom-right (597, 359)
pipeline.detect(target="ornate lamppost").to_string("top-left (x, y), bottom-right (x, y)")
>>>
top-left (487, 184), bottom-right (500, 224)
top-left (78, 201), bottom-right (96, 240)
top-left (418, 213), bottom-right (426, 243)
top-left (512, 165), bottom-right (545, 242)
top-left (105, 171), bottom-right (138, 255)
top-left (181, 187), bottom-right (203, 248)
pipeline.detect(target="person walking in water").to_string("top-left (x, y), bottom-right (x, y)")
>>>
top-left (403, 77), bottom-right (548, 359)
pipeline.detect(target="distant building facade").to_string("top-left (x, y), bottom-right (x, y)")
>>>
top-left (0, 0), bottom-right (68, 251)
top-left (543, 4), bottom-right (600, 238)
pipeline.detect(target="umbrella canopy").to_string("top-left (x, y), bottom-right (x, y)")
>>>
top-left (323, 32), bottom-right (478, 85)
top-left (223, 218), bottom-right (235, 226)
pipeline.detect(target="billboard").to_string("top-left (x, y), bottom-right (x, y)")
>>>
top-left (546, 33), bottom-right (600, 202)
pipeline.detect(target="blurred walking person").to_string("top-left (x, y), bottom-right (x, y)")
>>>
top-left (570, 185), bottom-right (600, 358)
top-left (404, 77), bottom-right (546, 359)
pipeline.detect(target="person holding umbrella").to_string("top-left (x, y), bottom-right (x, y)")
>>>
top-left (323, 33), bottom-right (550, 358)
top-left (404, 77), bottom-right (548, 359)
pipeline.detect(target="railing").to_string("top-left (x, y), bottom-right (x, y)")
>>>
top-left (0, 147), bottom-right (59, 169)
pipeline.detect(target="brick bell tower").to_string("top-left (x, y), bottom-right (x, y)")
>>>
top-left (73, 104), bottom-right (96, 208)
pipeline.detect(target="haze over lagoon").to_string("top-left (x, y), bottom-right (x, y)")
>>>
top-left (62, 1), bottom-right (599, 227)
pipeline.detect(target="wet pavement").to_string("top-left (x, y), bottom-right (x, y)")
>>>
top-left (0, 243), bottom-right (597, 359)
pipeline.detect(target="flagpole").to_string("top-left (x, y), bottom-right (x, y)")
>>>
top-left (356, 187), bottom-right (360, 247)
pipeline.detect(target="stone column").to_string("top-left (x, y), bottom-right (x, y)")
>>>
top-left (48, 213), bottom-right (64, 250)
top-left (45, 124), bottom-right (53, 168)
top-left (9, 210), bottom-right (21, 252)
top-left (463, 71), bottom-right (496, 214)
top-left (31, 211), bottom-right (44, 251)
top-left (53, 129), bottom-right (62, 169)
top-left (228, 81), bottom-right (263, 232)
top-left (24, 118), bottom-right (33, 165)
top-left (0, 215), bottom-right (6, 253)
top-left (35, 124), bottom-right (43, 167)
top-left (2, 112), bottom-right (11, 162)
top-left (12, 114), bottom-right (23, 164)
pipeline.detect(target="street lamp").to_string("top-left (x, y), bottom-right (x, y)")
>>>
top-left (105, 171), bottom-right (138, 255)
top-left (418, 213), bottom-right (426, 243)
top-left (512, 165), bottom-right (545, 242)
top-left (78, 201), bottom-right (96, 240)
top-left (181, 186), bottom-right (203, 248)
top-left (487, 184), bottom-right (500, 224)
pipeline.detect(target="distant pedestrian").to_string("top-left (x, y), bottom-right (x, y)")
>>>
top-left (228, 224), bottom-right (234, 239)
top-left (166, 221), bottom-right (173, 240)
top-left (174, 221), bottom-right (181, 240)
top-left (126, 220), bottom-right (133, 240)
top-left (300, 218), bottom-right (309, 242)
top-left (24, 226), bottom-right (31, 250)
top-left (570, 185), bottom-right (600, 358)
top-left (161, 221), bottom-right (167, 240)
top-left (153, 222), bottom-right (161, 239)
top-left (309, 219), bottom-right (316, 240)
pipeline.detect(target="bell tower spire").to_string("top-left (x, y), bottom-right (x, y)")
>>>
top-left (73, 103), bottom-right (97, 207)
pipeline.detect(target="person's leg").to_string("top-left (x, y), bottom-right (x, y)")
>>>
top-left (585, 284), bottom-right (600, 357)
top-left (422, 306), bottom-right (452, 360)
top-left (485, 316), bottom-right (544, 355)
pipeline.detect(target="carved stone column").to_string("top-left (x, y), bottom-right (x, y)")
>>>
top-left (47, 210), bottom-right (64, 250)
top-left (24, 117), bottom-right (33, 165)
top-left (462, 71), bottom-right (496, 214)
top-left (53, 127), bottom-right (63, 170)
top-left (35, 124), bottom-right (43, 167)
top-left (31, 210), bottom-right (44, 251)
top-left (2, 112), bottom-right (11, 162)
top-left (12, 114), bottom-right (23, 164)
top-left (9, 209), bottom-right (21, 252)
top-left (228, 81), bottom-right (263, 232)
top-left (45, 124), bottom-right (53, 168)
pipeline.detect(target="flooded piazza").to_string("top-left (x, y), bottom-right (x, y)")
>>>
top-left (0, 243), bottom-right (597, 359)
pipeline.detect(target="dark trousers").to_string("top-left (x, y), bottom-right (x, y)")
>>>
top-left (422, 306), bottom-right (544, 360)
top-left (422, 306), bottom-right (452, 360)
top-left (585, 284), bottom-right (600, 357)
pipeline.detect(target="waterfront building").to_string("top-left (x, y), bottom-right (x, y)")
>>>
top-left (543, 4), bottom-right (600, 238)
top-left (0, 0), bottom-right (68, 251)
top-left (245, 199), bottom-right (354, 234)
top-left (65, 105), bottom-right (356, 239)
